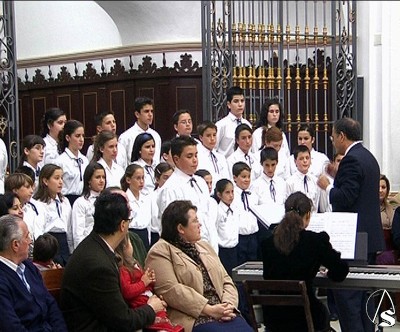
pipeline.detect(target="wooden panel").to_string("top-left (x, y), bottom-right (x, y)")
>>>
top-left (82, 92), bottom-right (97, 153)
top-left (176, 85), bottom-right (199, 136)
top-left (109, 89), bottom-right (126, 137)
top-left (32, 97), bottom-right (46, 136)
top-left (57, 94), bottom-right (72, 117)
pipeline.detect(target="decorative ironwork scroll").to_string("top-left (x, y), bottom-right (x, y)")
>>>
top-left (0, 2), bottom-right (19, 173)
top-left (202, 1), bottom-right (357, 156)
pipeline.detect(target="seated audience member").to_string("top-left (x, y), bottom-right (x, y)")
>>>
top-left (0, 214), bottom-right (67, 331)
top-left (0, 192), bottom-right (24, 218)
top-left (146, 200), bottom-right (253, 332)
top-left (116, 233), bottom-right (184, 332)
top-left (33, 233), bottom-right (63, 270)
top-left (60, 192), bottom-right (166, 331)
top-left (261, 192), bottom-right (349, 332)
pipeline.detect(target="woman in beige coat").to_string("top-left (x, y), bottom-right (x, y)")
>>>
top-left (145, 200), bottom-right (252, 332)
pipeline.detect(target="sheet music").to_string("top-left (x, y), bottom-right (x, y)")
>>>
top-left (250, 202), bottom-right (285, 227)
top-left (307, 212), bottom-right (358, 259)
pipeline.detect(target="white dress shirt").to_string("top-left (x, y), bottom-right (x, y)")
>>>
top-left (71, 190), bottom-right (99, 250)
top-left (286, 170), bottom-right (320, 212)
top-left (216, 201), bottom-right (239, 248)
top-left (126, 188), bottom-right (152, 231)
top-left (150, 187), bottom-right (162, 235)
top-left (41, 134), bottom-right (59, 167)
top-left (227, 148), bottom-right (262, 181)
top-left (157, 167), bottom-right (219, 253)
top-left (97, 158), bottom-right (125, 189)
top-left (197, 144), bottom-right (230, 190)
top-left (118, 122), bottom-right (161, 166)
top-left (55, 148), bottom-right (89, 196)
top-left (86, 142), bottom-right (128, 170)
top-left (23, 198), bottom-right (46, 240)
top-left (215, 112), bottom-right (252, 158)
top-left (232, 184), bottom-right (260, 235)
top-left (0, 138), bottom-right (7, 194)
top-left (252, 172), bottom-right (287, 207)
top-left (39, 196), bottom-right (73, 252)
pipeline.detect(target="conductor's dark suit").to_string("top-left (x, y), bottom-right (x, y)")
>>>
top-left (60, 231), bottom-right (156, 332)
top-left (329, 142), bottom-right (384, 332)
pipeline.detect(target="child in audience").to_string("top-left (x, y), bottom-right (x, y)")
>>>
top-left (131, 133), bottom-right (157, 194)
top-left (33, 233), bottom-right (63, 270)
top-left (286, 145), bottom-right (320, 212)
top-left (213, 178), bottom-right (239, 277)
top-left (19, 134), bottom-right (46, 189)
top-left (121, 164), bottom-right (152, 251)
top-left (150, 162), bottom-right (174, 246)
top-left (71, 162), bottom-right (106, 250)
top-left (227, 124), bottom-right (262, 181)
top-left (91, 130), bottom-right (124, 188)
top-left (34, 163), bottom-right (72, 266)
top-left (115, 234), bottom-right (183, 332)
top-left (55, 120), bottom-right (89, 205)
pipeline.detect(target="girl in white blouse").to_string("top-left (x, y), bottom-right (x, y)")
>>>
top-left (34, 163), bottom-right (72, 266)
top-left (91, 130), bottom-right (124, 189)
top-left (55, 120), bottom-right (89, 206)
top-left (20, 134), bottom-right (46, 190)
top-left (71, 162), bottom-right (106, 250)
top-left (130, 132), bottom-right (157, 195)
top-left (121, 164), bottom-right (152, 251)
top-left (40, 107), bottom-right (66, 166)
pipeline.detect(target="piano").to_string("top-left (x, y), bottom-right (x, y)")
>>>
top-left (232, 261), bottom-right (400, 291)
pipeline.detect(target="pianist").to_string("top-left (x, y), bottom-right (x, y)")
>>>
top-left (261, 191), bottom-right (349, 332)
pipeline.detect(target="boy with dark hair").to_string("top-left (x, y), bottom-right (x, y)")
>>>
top-left (197, 120), bottom-right (229, 190)
top-left (215, 86), bottom-right (252, 158)
top-left (119, 97), bottom-right (162, 166)
top-left (158, 135), bottom-right (219, 253)
top-left (286, 145), bottom-right (320, 211)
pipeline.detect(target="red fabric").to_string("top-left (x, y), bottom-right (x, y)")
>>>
top-left (119, 265), bottom-right (153, 308)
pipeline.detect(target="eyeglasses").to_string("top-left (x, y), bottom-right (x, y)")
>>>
top-left (124, 218), bottom-right (133, 224)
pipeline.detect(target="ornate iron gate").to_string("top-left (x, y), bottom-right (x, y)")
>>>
top-left (202, 0), bottom-right (357, 155)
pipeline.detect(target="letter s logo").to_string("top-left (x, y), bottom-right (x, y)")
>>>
top-left (379, 309), bottom-right (396, 327)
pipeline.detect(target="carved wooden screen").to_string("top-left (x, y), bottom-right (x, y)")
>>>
top-left (202, 1), bottom-right (357, 158)
top-left (17, 53), bottom-right (202, 155)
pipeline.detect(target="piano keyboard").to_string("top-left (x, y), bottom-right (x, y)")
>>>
top-left (232, 262), bottom-right (400, 291)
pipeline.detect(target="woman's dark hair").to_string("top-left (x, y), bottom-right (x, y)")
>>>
top-left (298, 124), bottom-right (315, 138)
top-left (33, 163), bottom-right (64, 203)
top-left (41, 107), bottom-right (65, 137)
top-left (58, 119), bottom-right (84, 153)
top-left (81, 162), bottom-right (106, 199)
top-left (194, 169), bottom-right (211, 179)
top-left (33, 233), bottom-right (59, 262)
top-left (273, 192), bottom-right (312, 255)
top-left (161, 200), bottom-right (197, 243)
top-left (255, 98), bottom-right (283, 129)
top-left (0, 192), bottom-right (19, 217)
top-left (19, 135), bottom-right (46, 166)
top-left (234, 123), bottom-right (252, 151)
top-left (130, 132), bottom-right (155, 163)
top-left (92, 130), bottom-right (118, 162)
top-left (120, 164), bottom-right (143, 191)
top-left (212, 178), bottom-right (233, 203)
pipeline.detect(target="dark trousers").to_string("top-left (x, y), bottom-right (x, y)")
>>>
top-left (237, 233), bottom-right (258, 266)
top-left (150, 232), bottom-right (160, 248)
top-left (48, 232), bottom-right (70, 267)
top-left (218, 246), bottom-right (238, 277)
top-left (129, 228), bottom-right (150, 252)
top-left (333, 253), bottom-right (377, 332)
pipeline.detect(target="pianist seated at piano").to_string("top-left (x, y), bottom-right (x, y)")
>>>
top-left (261, 191), bottom-right (349, 332)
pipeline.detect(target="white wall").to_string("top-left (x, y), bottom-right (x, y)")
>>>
top-left (15, 1), bottom-right (122, 59)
